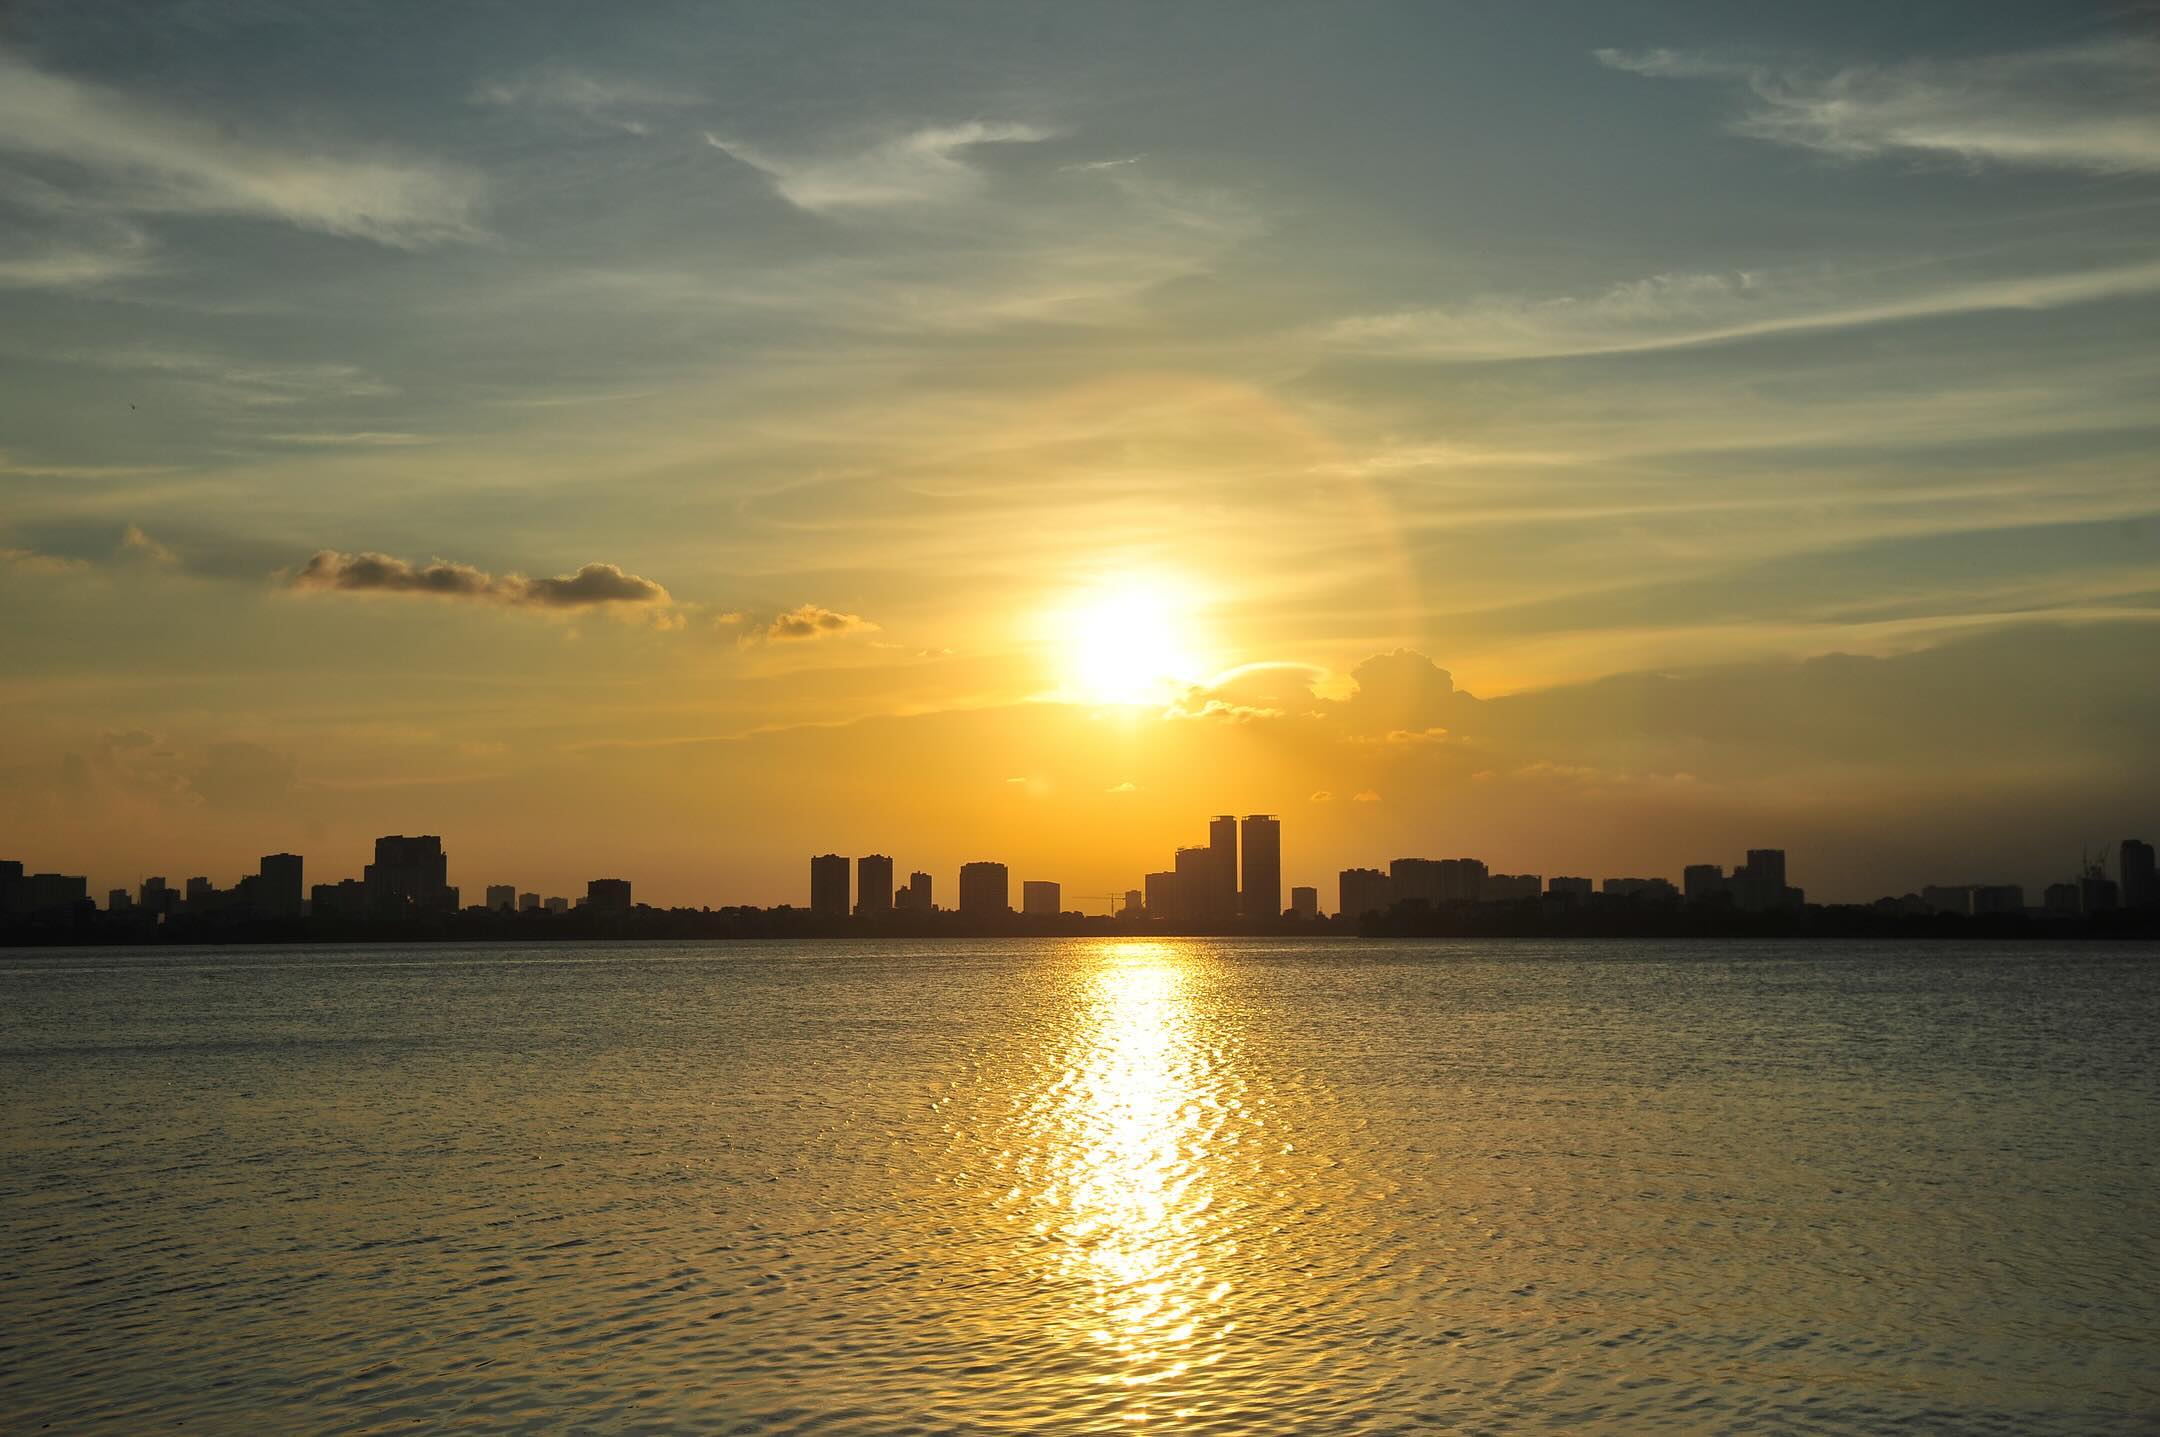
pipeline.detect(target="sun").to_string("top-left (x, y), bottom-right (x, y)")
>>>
top-left (1056, 577), bottom-right (1208, 705)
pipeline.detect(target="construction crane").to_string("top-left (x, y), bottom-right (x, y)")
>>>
top-left (1073, 893), bottom-right (1134, 915)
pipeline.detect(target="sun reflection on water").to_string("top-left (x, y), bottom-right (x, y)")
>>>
top-left (1031, 941), bottom-right (1232, 1415)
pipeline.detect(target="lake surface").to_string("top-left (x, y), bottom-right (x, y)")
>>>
top-left (3, 938), bottom-right (2156, 1434)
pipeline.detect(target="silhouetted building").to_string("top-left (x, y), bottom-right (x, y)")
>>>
top-left (486, 884), bottom-right (516, 912)
top-left (139, 875), bottom-right (171, 916)
top-left (587, 878), bottom-right (632, 914)
top-left (958, 861), bottom-right (1009, 915)
top-left (1920, 885), bottom-right (1973, 917)
top-left (895, 870), bottom-right (933, 912)
top-left (1482, 872), bottom-right (1540, 902)
top-left (518, 891), bottom-right (540, 912)
top-left (2081, 868), bottom-right (2119, 915)
top-left (544, 895), bottom-right (570, 914)
top-left (254, 853), bottom-right (303, 919)
top-left (1683, 864), bottom-right (1726, 904)
top-left (1174, 846), bottom-right (1212, 921)
top-left (1548, 876), bottom-right (1593, 905)
top-left (1603, 877), bottom-right (1679, 903)
top-left (311, 879), bottom-right (368, 918)
top-left (1290, 885), bottom-right (1318, 919)
top-left (857, 855), bottom-right (894, 916)
top-left (2043, 882), bottom-right (2081, 916)
top-left (1735, 849), bottom-right (1795, 911)
top-left (1389, 858), bottom-right (1440, 906)
top-left (1442, 858), bottom-right (1486, 903)
top-left (1971, 884), bottom-right (2024, 916)
top-left (810, 853), bottom-right (849, 917)
top-left (1339, 867), bottom-right (1392, 919)
top-left (185, 876), bottom-right (214, 908)
top-left (2124, 839), bottom-right (2156, 909)
top-left (1022, 880), bottom-right (1061, 916)
top-left (365, 835), bottom-right (453, 915)
top-left (1121, 889), bottom-right (1144, 916)
top-left (107, 888), bottom-right (132, 912)
top-left (1145, 870), bottom-right (1178, 917)
top-left (1208, 815), bottom-right (1238, 917)
top-left (1240, 815), bottom-right (1280, 917)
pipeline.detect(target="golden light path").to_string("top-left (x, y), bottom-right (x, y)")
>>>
top-left (1029, 942), bottom-right (1235, 1422)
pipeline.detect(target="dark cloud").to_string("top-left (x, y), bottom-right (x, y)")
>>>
top-left (764, 604), bottom-right (876, 641)
top-left (519, 562), bottom-right (669, 607)
top-left (288, 550), bottom-right (671, 610)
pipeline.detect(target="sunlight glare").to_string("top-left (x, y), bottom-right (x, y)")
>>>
top-left (1055, 577), bottom-right (1209, 706)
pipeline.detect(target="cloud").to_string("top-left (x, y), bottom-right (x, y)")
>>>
top-left (473, 67), bottom-right (698, 135)
top-left (762, 604), bottom-right (878, 641)
top-left (1309, 790), bottom-right (1334, 803)
top-left (705, 121), bottom-right (1054, 213)
top-left (1105, 780), bottom-right (1137, 793)
top-left (118, 524), bottom-right (179, 566)
top-left (1596, 37), bottom-right (2160, 175)
top-left (0, 47), bottom-right (482, 247)
top-left (0, 546), bottom-right (89, 575)
top-left (1351, 790), bottom-right (1381, 803)
top-left (1327, 259), bottom-right (2160, 359)
top-left (288, 551), bottom-right (673, 612)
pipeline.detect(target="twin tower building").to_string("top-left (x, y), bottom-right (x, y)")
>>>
top-left (809, 813), bottom-right (1284, 921)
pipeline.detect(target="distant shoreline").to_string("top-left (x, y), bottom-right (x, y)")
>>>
top-left (5, 903), bottom-right (2155, 948)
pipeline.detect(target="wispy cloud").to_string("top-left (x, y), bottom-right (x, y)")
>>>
top-left (473, 66), bottom-right (699, 135)
top-left (0, 47), bottom-right (482, 247)
top-left (705, 121), bottom-right (1054, 213)
top-left (1327, 258), bottom-right (2160, 359)
top-left (1597, 37), bottom-right (2160, 175)
top-left (288, 551), bottom-right (674, 612)
top-left (762, 604), bottom-right (878, 641)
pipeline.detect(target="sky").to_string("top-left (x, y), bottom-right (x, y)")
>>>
top-left (1, 0), bottom-right (2156, 908)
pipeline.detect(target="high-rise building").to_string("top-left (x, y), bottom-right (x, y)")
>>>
top-left (1390, 858), bottom-right (1441, 906)
top-left (108, 887), bottom-right (133, 912)
top-left (2043, 882), bottom-right (2081, 916)
top-left (2081, 868), bottom-right (2120, 914)
top-left (518, 891), bottom-right (540, 912)
top-left (1920, 885), bottom-right (1973, 916)
top-left (1971, 884), bottom-right (2024, 916)
top-left (1440, 858), bottom-right (1487, 903)
top-left (1208, 815), bottom-right (1238, 917)
top-left (256, 854), bottom-right (303, 918)
top-left (587, 878), bottom-right (632, 913)
top-left (1121, 889), bottom-right (1144, 916)
top-left (896, 870), bottom-right (933, 912)
top-left (1548, 876), bottom-right (1593, 903)
top-left (1339, 867), bottom-right (1392, 919)
top-left (958, 862), bottom-right (1009, 915)
top-left (1289, 885), bottom-right (1318, 919)
top-left (1174, 846), bottom-right (1212, 921)
top-left (1144, 870), bottom-right (1178, 917)
top-left (485, 884), bottom-right (517, 912)
top-left (1683, 864), bottom-right (1727, 904)
top-left (1604, 877), bottom-right (1680, 902)
top-left (364, 835), bottom-right (452, 914)
top-left (139, 876), bottom-right (171, 916)
top-left (1239, 815), bottom-right (1281, 918)
top-left (810, 854), bottom-right (850, 916)
top-left (1481, 873), bottom-right (1541, 902)
top-left (544, 895), bottom-right (571, 914)
top-left (857, 855), bottom-right (894, 915)
top-left (311, 879), bottom-right (368, 918)
top-left (1022, 881), bottom-right (1061, 916)
top-left (2123, 839), bottom-right (2157, 909)
top-left (1735, 849), bottom-right (1790, 911)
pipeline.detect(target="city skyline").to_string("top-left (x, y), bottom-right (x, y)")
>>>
top-left (8, 815), bottom-right (2157, 929)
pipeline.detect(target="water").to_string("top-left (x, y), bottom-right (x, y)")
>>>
top-left (3, 939), bottom-right (2156, 1434)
